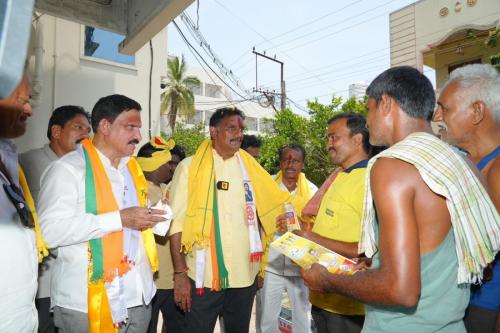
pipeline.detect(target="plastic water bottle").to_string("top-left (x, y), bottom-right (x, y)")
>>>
top-left (284, 202), bottom-right (300, 232)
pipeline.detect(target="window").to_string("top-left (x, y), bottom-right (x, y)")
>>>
top-left (245, 116), bottom-right (258, 131)
top-left (259, 119), bottom-right (274, 133)
top-left (84, 26), bottom-right (135, 65)
top-left (186, 110), bottom-right (203, 125)
top-left (205, 83), bottom-right (222, 98)
top-left (187, 82), bottom-right (202, 96)
top-left (205, 111), bottom-right (214, 125)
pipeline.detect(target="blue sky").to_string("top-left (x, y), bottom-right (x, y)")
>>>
top-left (167, 0), bottom-right (435, 113)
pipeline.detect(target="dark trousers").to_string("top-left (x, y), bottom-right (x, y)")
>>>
top-left (183, 278), bottom-right (257, 333)
top-left (311, 305), bottom-right (364, 333)
top-left (464, 304), bottom-right (499, 333)
top-left (147, 289), bottom-right (187, 333)
top-left (36, 297), bottom-right (56, 333)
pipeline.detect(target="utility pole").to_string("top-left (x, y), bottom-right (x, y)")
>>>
top-left (252, 47), bottom-right (286, 111)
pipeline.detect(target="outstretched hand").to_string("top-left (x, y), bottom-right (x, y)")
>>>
top-left (120, 207), bottom-right (166, 230)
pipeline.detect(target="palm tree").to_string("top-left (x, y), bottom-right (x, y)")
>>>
top-left (161, 55), bottom-right (201, 132)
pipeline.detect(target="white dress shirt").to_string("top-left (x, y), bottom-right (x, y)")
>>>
top-left (19, 144), bottom-right (59, 299)
top-left (37, 147), bottom-right (156, 313)
top-left (0, 139), bottom-right (38, 332)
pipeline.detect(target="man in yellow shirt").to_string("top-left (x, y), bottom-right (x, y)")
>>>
top-left (295, 112), bottom-right (373, 333)
top-left (137, 137), bottom-right (186, 333)
top-left (168, 107), bottom-right (290, 333)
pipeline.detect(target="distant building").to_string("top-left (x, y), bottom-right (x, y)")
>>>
top-left (162, 58), bottom-right (275, 135)
top-left (390, 0), bottom-right (500, 90)
top-left (348, 81), bottom-right (368, 100)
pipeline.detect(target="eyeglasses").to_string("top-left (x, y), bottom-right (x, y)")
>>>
top-left (3, 183), bottom-right (34, 228)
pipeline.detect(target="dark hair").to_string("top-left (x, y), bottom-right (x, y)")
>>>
top-left (328, 112), bottom-right (373, 155)
top-left (366, 66), bottom-right (435, 121)
top-left (137, 142), bottom-right (186, 161)
top-left (170, 144), bottom-right (186, 160)
top-left (241, 135), bottom-right (262, 150)
top-left (209, 107), bottom-right (245, 128)
top-left (278, 143), bottom-right (306, 162)
top-left (47, 105), bottom-right (90, 140)
top-left (91, 94), bottom-right (142, 133)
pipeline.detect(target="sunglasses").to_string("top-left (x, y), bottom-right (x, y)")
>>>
top-left (3, 183), bottom-right (34, 228)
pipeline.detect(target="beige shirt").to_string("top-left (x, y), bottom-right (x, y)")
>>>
top-left (147, 181), bottom-right (174, 290)
top-left (169, 151), bottom-right (260, 288)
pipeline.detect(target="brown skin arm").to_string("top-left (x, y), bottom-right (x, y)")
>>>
top-left (169, 232), bottom-right (192, 312)
top-left (301, 158), bottom-right (421, 307)
top-left (275, 214), bottom-right (358, 258)
top-left (294, 229), bottom-right (359, 259)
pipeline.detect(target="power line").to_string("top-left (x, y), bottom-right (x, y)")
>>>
top-left (208, 0), bottom-right (336, 95)
top-left (286, 61), bottom-right (388, 91)
top-left (180, 13), bottom-right (250, 97)
top-left (227, 0), bottom-right (365, 67)
top-left (294, 68), bottom-right (435, 103)
top-left (172, 20), bottom-right (249, 101)
top-left (263, 0), bottom-right (400, 52)
top-left (263, 9), bottom-right (500, 91)
top-left (265, 53), bottom-right (389, 88)
top-left (256, 0), bottom-right (365, 48)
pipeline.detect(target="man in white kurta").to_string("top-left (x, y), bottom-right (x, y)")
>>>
top-left (259, 144), bottom-right (317, 333)
top-left (38, 94), bottom-right (164, 333)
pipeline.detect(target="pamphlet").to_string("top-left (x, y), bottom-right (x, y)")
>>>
top-left (271, 232), bottom-right (357, 275)
top-left (151, 200), bottom-right (173, 236)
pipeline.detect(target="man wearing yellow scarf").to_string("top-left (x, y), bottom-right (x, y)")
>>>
top-left (38, 95), bottom-right (165, 333)
top-left (136, 136), bottom-right (187, 333)
top-left (258, 144), bottom-right (317, 333)
top-left (168, 107), bottom-right (296, 333)
top-left (0, 70), bottom-right (43, 333)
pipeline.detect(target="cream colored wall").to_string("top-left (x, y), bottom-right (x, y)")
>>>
top-left (16, 15), bottom-right (168, 153)
top-left (390, 0), bottom-right (500, 82)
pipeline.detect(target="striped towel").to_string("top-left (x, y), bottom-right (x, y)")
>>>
top-left (359, 132), bottom-right (500, 284)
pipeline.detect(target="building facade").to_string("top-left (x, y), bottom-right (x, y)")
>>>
top-left (15, 15), bottom-right (170, 153)
top-left (348, 81), bottom-right (368, 101)
top-left (390, 0), bottom-right (500, 89)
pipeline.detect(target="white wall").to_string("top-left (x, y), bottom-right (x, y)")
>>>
top-left (16, 15), bottom-right (169, 153)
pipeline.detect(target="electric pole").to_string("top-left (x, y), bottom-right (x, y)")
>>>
top-left (252, 48), bottom-right (286, 111)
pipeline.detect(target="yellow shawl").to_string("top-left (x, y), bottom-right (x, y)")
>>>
top-left (274, 171), bottom-right (312, 215)
top-left (180, 139), bottom-right (299, 253)
top-left (18, 166), bottom-right (49, 262)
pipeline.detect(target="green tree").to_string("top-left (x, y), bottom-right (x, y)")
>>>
top-left (467, 28), bottom-right (500, 70)
top-left (161, 55), bottom-right (201, 132)
top-left (162, 123), bottom-right (207, 156)
top-left (260, 95), bottom-right (367, 186)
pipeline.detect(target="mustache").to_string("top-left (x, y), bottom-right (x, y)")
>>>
top-left (230, 138), bottom-right (242, 143)
top-left (328, 147), bottom-right (336, 152)
top-left (75, 137), bottom-right (86, 144)
top-left (128, 139), bottom-right (140, 145)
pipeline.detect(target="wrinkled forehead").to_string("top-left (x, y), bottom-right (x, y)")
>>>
top-left (219, 114), bottom-right (243, 126)
top-left (280, 147), bottom-right (304, 162)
